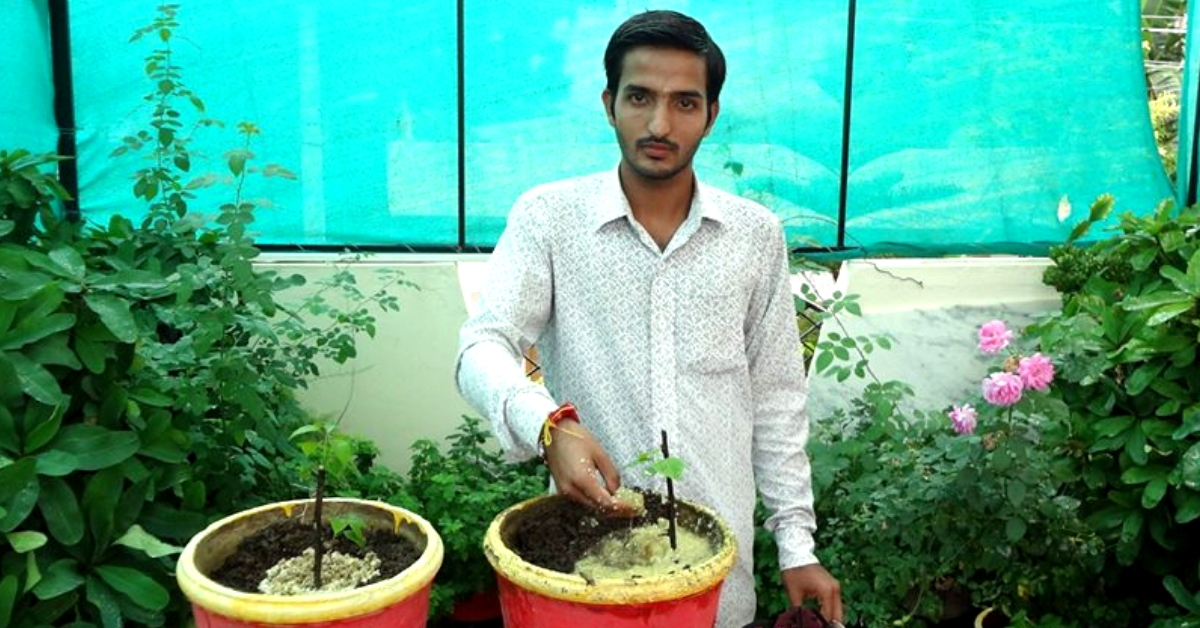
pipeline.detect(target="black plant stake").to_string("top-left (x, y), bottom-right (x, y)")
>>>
top-left (660, 430), bottom-right (678, 551)
top-left (312, 466), bottom-right (326, 589)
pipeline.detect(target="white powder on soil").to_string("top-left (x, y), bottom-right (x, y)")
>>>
top-left (573, 518), bottom-right (713, 582)
top-left (258, 547), bottom-right (381, 595)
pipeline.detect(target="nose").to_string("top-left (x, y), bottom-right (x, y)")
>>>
top-left (647, 102), bottom-right (670, 138)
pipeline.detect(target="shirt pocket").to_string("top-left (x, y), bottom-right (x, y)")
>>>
top-left (677, 286), bottom-right (749, 375)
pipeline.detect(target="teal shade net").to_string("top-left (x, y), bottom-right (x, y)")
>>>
top-left (0, 1), bottom-right (1180, 254)
top-left (1, 3), bottom-right (57, 156)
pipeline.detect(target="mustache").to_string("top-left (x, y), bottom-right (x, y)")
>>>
top-left (636, 137), bottom-right (678, 150)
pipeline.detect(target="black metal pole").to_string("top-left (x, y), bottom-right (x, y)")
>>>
top-left (660, 430), bottom-right (677, 551)
top-left (48, 0), bottom-right (80, 221)
top-left (456, 0), bottom-right (467, 250)
top-left (836, 0), bottom-right (858, 249)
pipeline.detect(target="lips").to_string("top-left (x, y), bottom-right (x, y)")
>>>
top-left (640, 141), bottom-right (674, 158)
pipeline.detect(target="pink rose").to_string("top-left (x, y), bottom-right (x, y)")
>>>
top-left (948, 404), bottom-right (978, 435)
top-left (982, 372), bottom-right (1024, 407)
top-left (978, 320), bottom-right (1014, 354)
top-left (1018, 353), bottom-right (1055, 391)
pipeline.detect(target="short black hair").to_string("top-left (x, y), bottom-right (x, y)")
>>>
top-left (603, 10), bottom-right (726, 109)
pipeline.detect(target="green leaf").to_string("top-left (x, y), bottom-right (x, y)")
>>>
top-left (1181, 442), bottom-right (1200, 490)
top-left (93, 565), bottom-right (169, 611)
top-left (113, 524), bottom-right (182, 559)
top-left (1164, 575), bottom-right (1200, 615)
top-left (83, 294), bottom-right (137, 343)
top-left (34, 449), bottom-right (78, 476)
top-left (1006, 480), bottom-right (1027, 507)
top-left (1092, 415), bottom-right (1134, 437)
top-left (73, 336), bottom-right (106, 374)
top-left (1126, 362), bottom-right (1166, 396)
top-left (24, 402), bottom-right (65, 454)
top-left (0, 220), bottom-right (12, 238)
top-left (1123, 291), bottom-right (1195, 311)
top-left (31, 559), bottom-right (83, 600)
top-left (1121, 465), bottom-right (1168, 485)
top-left (84, 576), bottom-right (121, 628)
top-left (5, 530), bottom-right (46, 553)
top-left (1005, 517), bottom-right (1027, 542)
top-left (0, 269), bottom-right (54, 300)
top-left (37, 476), bottom-right (83, 546)
top-left (0, 312), bottom-right (75, 351)
top-left (0, 574), bottom-right (17, 628)
top-left (1147, 301), bottom-right (1195, 326)
top-left (24, 549), bottom-right (41, 592)
top-left (1125, 422), bottom-right (1149, 466)
top-left (1162, 265), bottom-right (1200, 296)
top-left (0, 407), bottom-right (17, 456)
top-left (4, 351), bottom-right (64, 405)
top-left (50, 425), bottom-right (140, 471)
top-left (47, 248), bottom-right (85, 282)
top-left (0, 458), bottom-right (38, 532)
top-left (82, 468), bottom-right (123, 550)
top-left (1143, 479), bottom-right (1169, 509)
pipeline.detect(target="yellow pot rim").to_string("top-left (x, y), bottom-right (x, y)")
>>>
top-left (483, 494), bottom-right (736, 605)
top-left (176, 498), bottom-right (443, 624)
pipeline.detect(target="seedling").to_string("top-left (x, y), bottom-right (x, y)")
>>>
top-left (330, 514), bottom-right (368, 549)
top-left (629, 431), bottom-right (685, 550)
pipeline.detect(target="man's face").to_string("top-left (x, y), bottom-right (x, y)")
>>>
top-left (603, 46), bottom-right (718, 183)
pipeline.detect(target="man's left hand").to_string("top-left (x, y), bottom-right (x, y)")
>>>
top-left (782, 564), bottom-right (843, 624)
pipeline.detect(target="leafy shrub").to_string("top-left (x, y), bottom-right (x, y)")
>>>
top-left (403, 415), bottom-right (547, 619)
top-left (1028, 194), bottom-right (1200, 626)
top-left (0, 7), bottom-right (404, 627)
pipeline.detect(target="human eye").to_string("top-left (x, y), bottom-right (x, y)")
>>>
top-left (627, 92), bottom-right (648, 105)
top-left (677, 97), bottom-right (699, 110)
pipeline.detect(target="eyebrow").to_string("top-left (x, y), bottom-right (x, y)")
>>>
top-left (622, 84), bottom-right (705, 100)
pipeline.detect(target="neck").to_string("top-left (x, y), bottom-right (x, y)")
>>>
top-left (618, 161), bottom-right (695, 225)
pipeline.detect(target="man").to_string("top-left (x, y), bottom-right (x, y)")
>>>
top-left (456, 9), bottom-right (843, 628)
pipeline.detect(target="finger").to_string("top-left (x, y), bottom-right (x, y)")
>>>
top-left (592, 450), bottom-right (622, 494)
top-left (822, 586), bottom-right (844, 624)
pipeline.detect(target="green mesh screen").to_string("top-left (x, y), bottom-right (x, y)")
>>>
top-left (0, 1), bottom-right (1182, 254)
top-left (1, 3), bottom-right (57, 156)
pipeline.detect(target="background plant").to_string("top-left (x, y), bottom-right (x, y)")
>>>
top-left (402, 415), bottom-right (547, 619)
top-left (0, 6), bottom-right (405, 627)
top-left (1029, 194), bottom-right (1200, 627)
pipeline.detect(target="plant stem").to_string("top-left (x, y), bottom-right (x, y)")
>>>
top-left (661, 430), bottom-right (677, 551)
top-left (313, 466), bottom-right (326, 590)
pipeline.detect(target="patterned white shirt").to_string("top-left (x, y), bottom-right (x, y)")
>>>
top-left (456, 167), bottom-right (818, 628)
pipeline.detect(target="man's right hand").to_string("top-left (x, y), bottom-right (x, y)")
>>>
top-left (542, 419), bottom-right (632, 515)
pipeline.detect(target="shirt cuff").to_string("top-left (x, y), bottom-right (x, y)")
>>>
top-left (774, 521), bottom-right (820, 570)
top-left (506, 387), bottom-right (559, 458)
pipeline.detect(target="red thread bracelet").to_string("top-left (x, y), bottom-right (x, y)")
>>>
top-left (540, 402), bottom-right (579, 453)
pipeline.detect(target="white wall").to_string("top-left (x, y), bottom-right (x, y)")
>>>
top-left (261, 255), bottom-right (1062, 474)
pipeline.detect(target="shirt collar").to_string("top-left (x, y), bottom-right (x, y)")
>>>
top-left (591, 165), bottom-right (727, 232)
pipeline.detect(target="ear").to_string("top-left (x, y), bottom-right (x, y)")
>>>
top-left (704, 100), bottom-right (721, 137)
top-left (602, 89), bottom-right (616, 127)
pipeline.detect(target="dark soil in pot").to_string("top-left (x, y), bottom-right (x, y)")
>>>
top-left (504, 489), bottom-right (722, 575)
top-left (210, 517), bottom-right (421, 593)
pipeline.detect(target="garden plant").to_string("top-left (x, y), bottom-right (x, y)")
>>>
top-left (0, 6), bottom-right (407, 627)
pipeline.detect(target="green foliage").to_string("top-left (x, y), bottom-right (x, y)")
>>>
top-left (330, 514), bottom-right (368, 549)
top-left (1027, 196), bottom-right (1200, 625)
top-left (808, 376), bottom-right (1116, 627)
top-left (401, 415), bottom-right (548, 619)
top-left (0, 6), bottom-right (403, 627)
top-left (629, 449), bottom-right (686, 481)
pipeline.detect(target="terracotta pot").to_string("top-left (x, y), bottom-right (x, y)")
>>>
top-left (483, 494), bottom-right (736, 628)
top-left (177, 498), bottom-right (443, 627)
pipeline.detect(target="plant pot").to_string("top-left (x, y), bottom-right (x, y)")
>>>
top-left (177, 498), bottom-right (443, 627)
top-left (449, 589), bottom-right (502, 622)
top-left (483, 494), bottom-right (736, 628)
